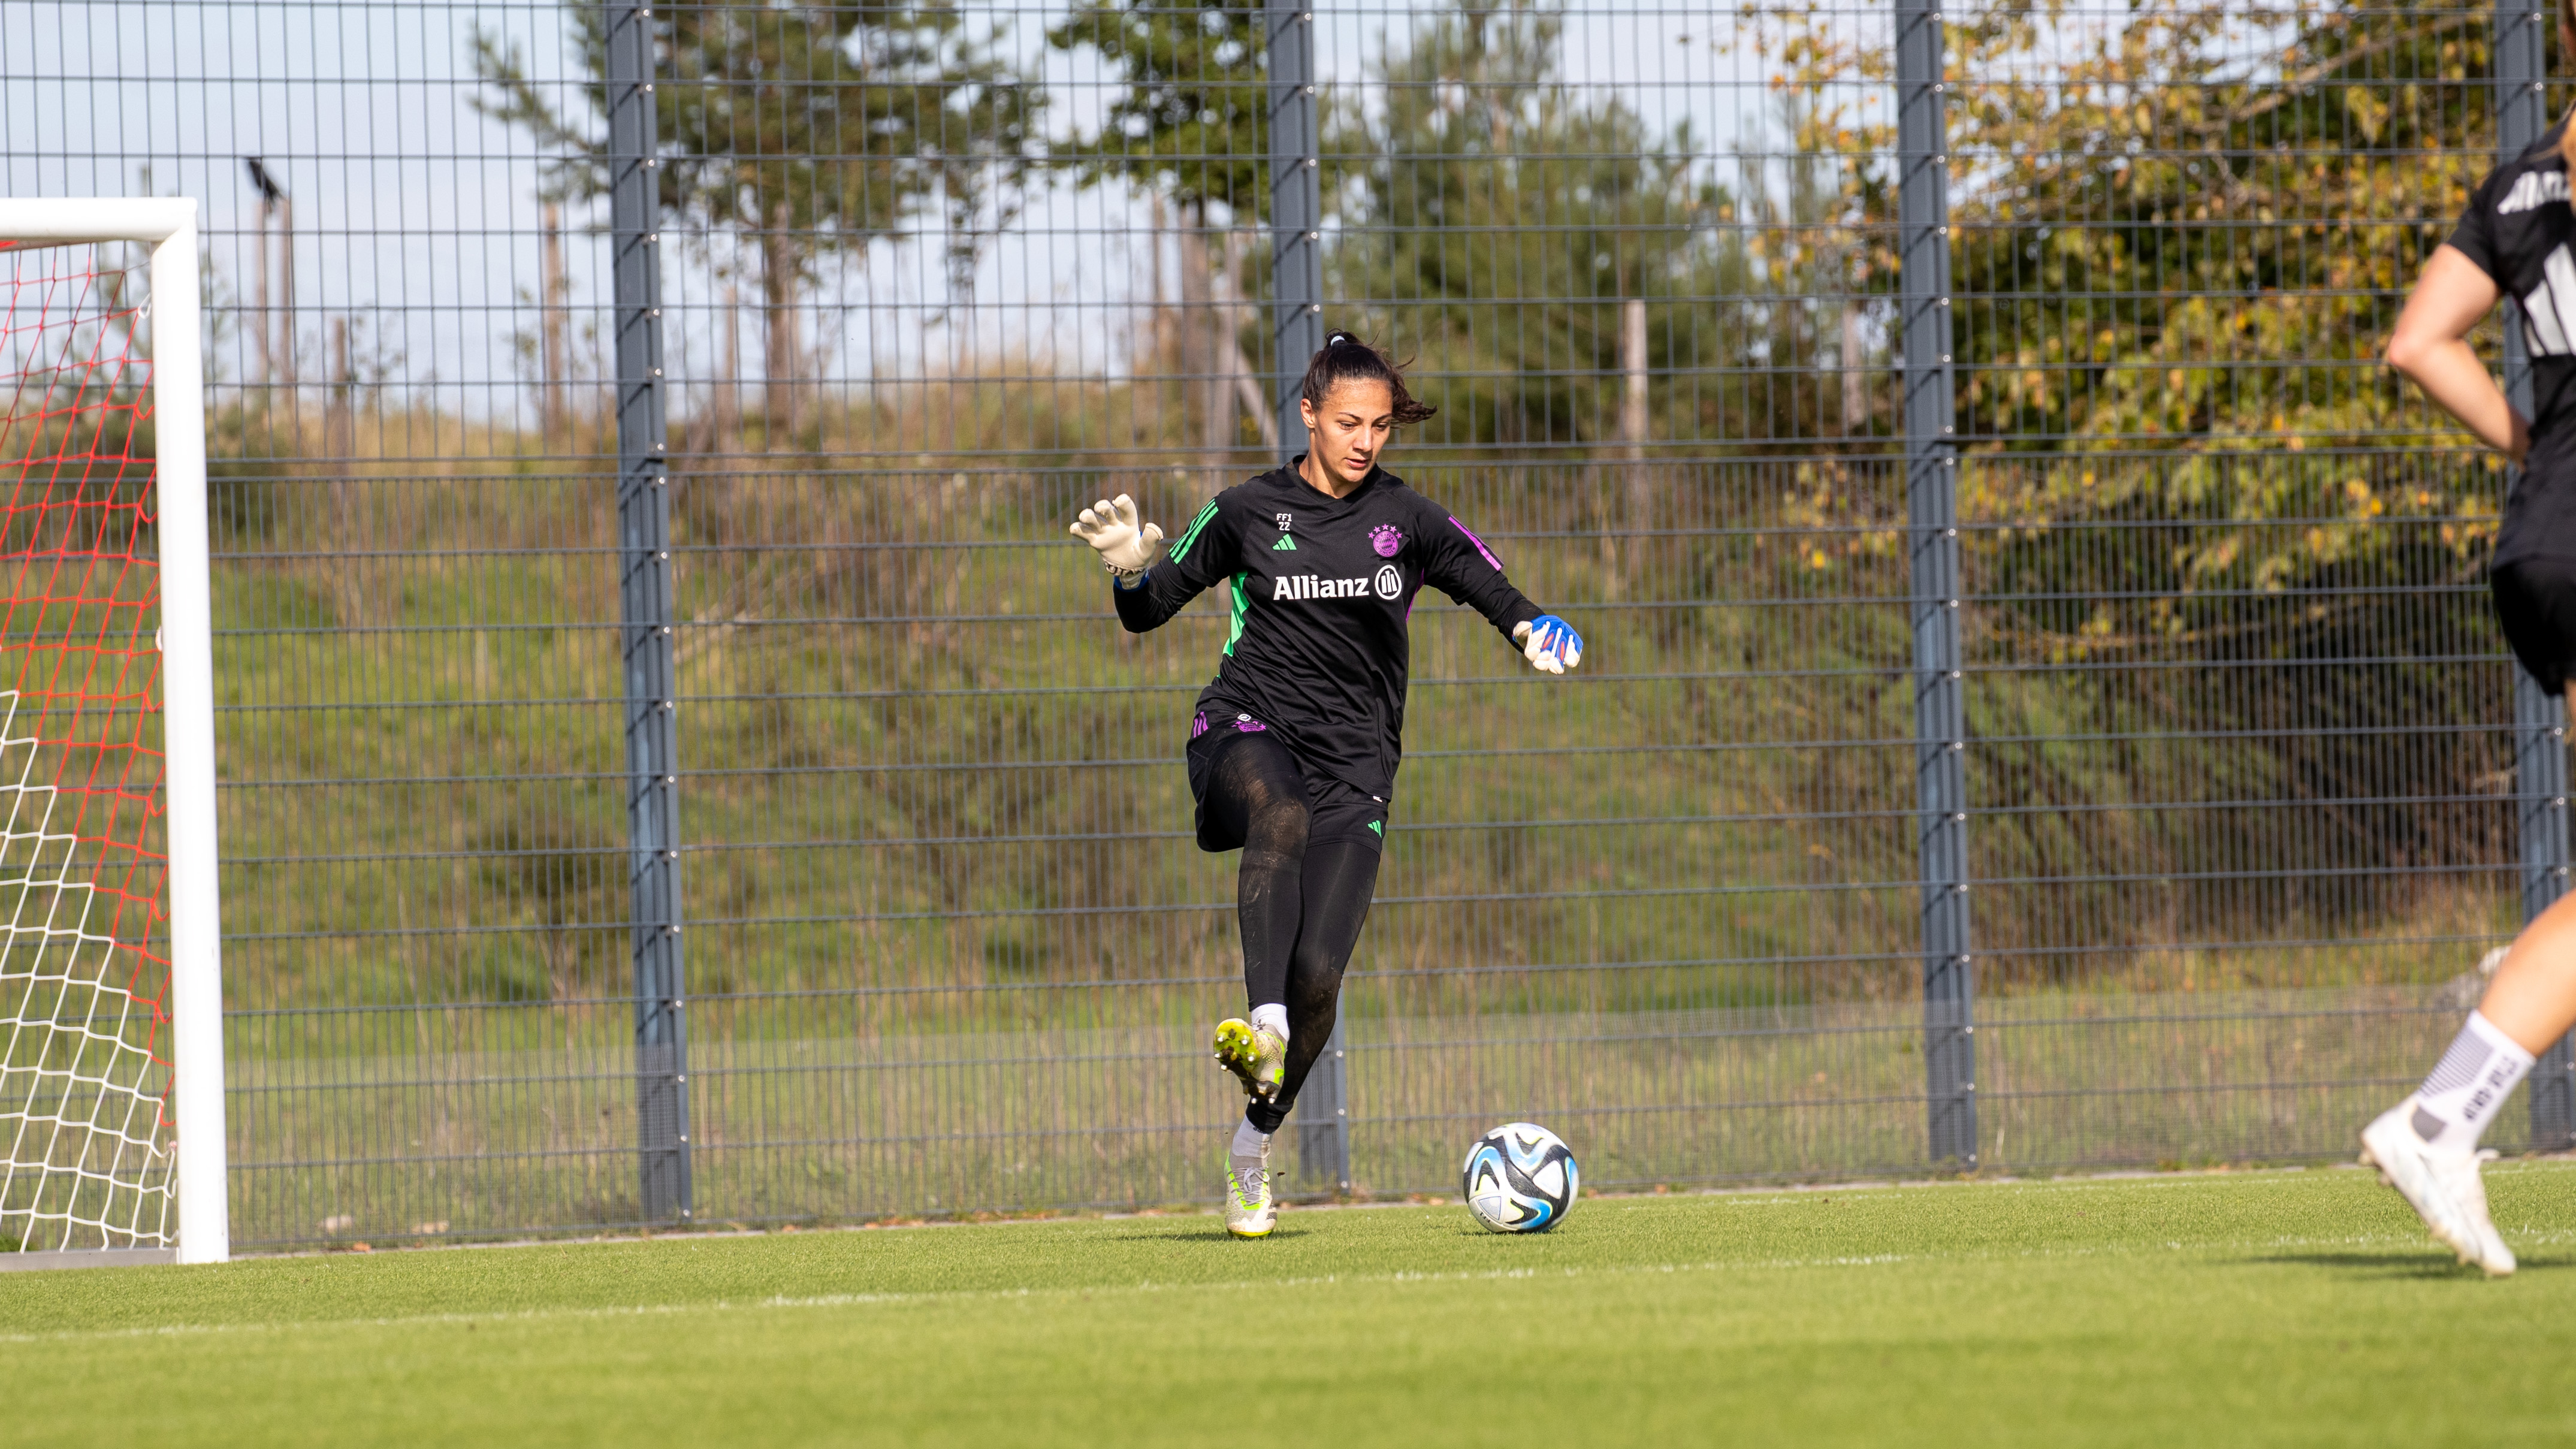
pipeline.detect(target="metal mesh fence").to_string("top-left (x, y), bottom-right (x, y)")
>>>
top-left (1, 0), bottom-right (2554, 1246)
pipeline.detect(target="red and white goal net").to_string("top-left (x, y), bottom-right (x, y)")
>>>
top-left (0, 203), bottom-right (224, 1264)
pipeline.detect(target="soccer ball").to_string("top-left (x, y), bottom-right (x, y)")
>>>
top-left (1461, 1122), bottom-right (1578, 1233)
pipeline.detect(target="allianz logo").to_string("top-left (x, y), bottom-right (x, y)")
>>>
top-left (2523, 243), bottom-right (2576, 357)
top-left (1273, 565), bottom-right (1405, 602)
top-left (2500, 170), bottom-right (2570, 215)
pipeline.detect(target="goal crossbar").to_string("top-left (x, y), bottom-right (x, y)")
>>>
top-left (0, 197), bottom-right (225, 1267)
top-left (0, 199), bottom-right (200, 250)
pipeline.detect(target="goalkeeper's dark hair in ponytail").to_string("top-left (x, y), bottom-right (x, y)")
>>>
top-left (1299, 331), bottom-right (1436, 426)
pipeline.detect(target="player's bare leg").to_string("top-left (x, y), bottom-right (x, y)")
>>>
top-left (2357, 892), bottom-right (2576, 1275)
top-left (2469, 889), bottom-right (2576, 1054)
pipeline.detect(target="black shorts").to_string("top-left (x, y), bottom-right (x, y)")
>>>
top-left (1185, 710), bottom-right (1389, 854)
top-left (2494, 556), bottom-right (2576, 696)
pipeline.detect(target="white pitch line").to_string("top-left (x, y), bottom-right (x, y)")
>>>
top-left (3, 1225), bottom-right (2542, 1348)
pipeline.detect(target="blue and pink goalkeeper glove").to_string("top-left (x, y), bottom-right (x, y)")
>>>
top-left (1513, 615), bottom-right (1583, 675)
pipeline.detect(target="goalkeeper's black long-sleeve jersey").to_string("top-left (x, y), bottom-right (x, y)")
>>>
top-left (1114, 460), bottom-right (1547, 799)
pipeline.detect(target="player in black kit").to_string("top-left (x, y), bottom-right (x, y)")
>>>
top-left (2373, 12), bottom-right (2576, 1276)
top-left (1069, 333), bottom-right (1583, 1237)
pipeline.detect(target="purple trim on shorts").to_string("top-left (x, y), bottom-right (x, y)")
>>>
top-left (1194, 710), bottom-right (1269, 739)
top-left (1448, 515), bottom-right (1503, 571)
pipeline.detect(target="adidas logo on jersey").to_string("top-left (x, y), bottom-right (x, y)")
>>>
top-left (2523, 243), bottom-right (2576, 357)
top-left (2500, 171), bottom-right (2571, 215)
top-left (1272, 535), bottom-right (1297, 551)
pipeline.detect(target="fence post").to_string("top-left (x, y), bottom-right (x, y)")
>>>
top-left (1267, 0), bottom-right (1325, 457)
top-left (2494, 0), bottom-right (2576, 1150)
top-left (608, 0), bottom-right (691, 1222)
top-left (1266, 0), bottom-right (1349, 1191)
top-left (1896, 0), bottom-right (1975, 1167)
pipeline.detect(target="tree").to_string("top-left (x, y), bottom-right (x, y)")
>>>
top-left (1762, 0), bottom-right (2511, 966)
top-left (1046, 0), bottom-right (1273, 454)
top-left (1045, 0), bottom-right (1267, 218)
top-left (1321, 0), bottom-right (1752, 455)
top-left (1770, 0), bottom-right (2499, 601)
top-left (473, 1), bottom-right (1040, 434)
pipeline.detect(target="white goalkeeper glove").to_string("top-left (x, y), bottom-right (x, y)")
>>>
top-left (1069, 494), bottom-right (1165, 582)
top-left (1512, 615), bottom-right (1583, 675)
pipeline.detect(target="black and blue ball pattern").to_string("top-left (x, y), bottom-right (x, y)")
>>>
top-left (1461, 1122), bottom-right (1578, 1233)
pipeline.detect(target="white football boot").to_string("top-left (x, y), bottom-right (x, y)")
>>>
top-left (2359, 1104), bottom-right (2515, 1276)
top-left (1222, 1138), bottom-right (1276, 1239)
top-left (2453, 1150), bottom-right (2518, 1277)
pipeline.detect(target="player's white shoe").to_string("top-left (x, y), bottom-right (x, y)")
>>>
top-left (2452, 1151), bottom-right (2517, 1277)
top-left (1222, 1140), bottom-right (1276, 1239)
top-left (2359, 1104), bottom-right (2515, 1276)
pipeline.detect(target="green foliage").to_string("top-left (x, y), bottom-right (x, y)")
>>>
top-left (1946, 3), bottom-right (2489, 454)
top-left (1775, 0), bottom-right (2501, 589)
top-left (1749, 0), bottom-right (2519, 962)
top-left (1322, 0), bottom-right (1755, 454)
top-left (1044, 0), bottom-right (1856, 456)
top-left (1045, 0), bottom-right (1269, 218)
top-left (472, 1), bottom-right (1040, 289)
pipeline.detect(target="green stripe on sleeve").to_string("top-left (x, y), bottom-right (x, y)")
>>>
top-left (1225, 573), bottom-right (1251, 656)
top-left (1168, 500), bottom-right (1222, 564)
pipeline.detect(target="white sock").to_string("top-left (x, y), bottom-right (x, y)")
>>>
top-left (2408, 1010), bottom-right (2535, 1153)
top-left (1230, 1118), bottom-right (1271, 1163)
top-left (1249, 1003), bottom-right (1291, 1043)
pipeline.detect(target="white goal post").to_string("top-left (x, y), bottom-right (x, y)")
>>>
top-left (0, 198), bottom-right (225, 1267)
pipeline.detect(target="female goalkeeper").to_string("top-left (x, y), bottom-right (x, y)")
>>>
top-left (2378, 37), bottom-right (2576, 1276)
top-left (1070, 333), bottom-right (1584, 1238)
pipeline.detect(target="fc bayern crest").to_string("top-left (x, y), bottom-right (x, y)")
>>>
top-left (1369, 523), bottom-right (1404, 557)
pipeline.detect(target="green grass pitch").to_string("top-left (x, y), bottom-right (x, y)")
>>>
top-left (11, 1164), bottom-right (2576, 1447)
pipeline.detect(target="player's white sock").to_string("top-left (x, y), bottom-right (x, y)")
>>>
top-left (1231, 1118), bottom-right (1271, 1162)
top-left (1249, 1003), bottom-right (1290, 1043)
top-left (2406, 1010), bottom-right (2534, 1153)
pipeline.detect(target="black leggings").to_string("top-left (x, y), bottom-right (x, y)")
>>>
top-left (1198, 730), bottom-right (1382, 1134)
